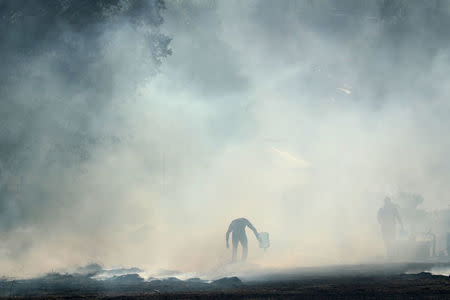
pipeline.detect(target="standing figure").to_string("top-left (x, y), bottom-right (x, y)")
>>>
top-left (226, 218), bottom-right (259, 262)
top-left (377, 196), bottom-right (403, 258)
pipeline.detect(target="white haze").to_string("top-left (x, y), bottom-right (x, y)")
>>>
top-left (1, 0), bottom-right (449, 278)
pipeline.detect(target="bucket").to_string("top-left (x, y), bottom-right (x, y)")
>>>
top-left (258, 232), bottom-right (270, 249)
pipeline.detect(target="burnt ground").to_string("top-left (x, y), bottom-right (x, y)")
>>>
top-left (0, 263), bottom-right (449, 299)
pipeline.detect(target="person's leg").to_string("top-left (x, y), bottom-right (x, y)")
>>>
top-left (383, 231), bottom-right (395, 259)
top-left (385, 239), bottom-right (392, 258)
top-left (241, 235), bottom-right (248, 261)
top-left (381, 226), bottom-right (392, 258)
top-left (232, 235), bottom-right (238, 263)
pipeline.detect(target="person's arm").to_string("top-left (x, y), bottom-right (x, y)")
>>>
top-left (394, 207), bottom-right (404, 229)
top-left (226, 223), bottom-right (232, 248)
top-left (247, 220), bottom-right (260, 241)
top-left (377, 208), bottom-right (382, 224)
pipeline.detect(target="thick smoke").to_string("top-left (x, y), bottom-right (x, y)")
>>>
top-left (0, 0), bottom-right (449, 277)
top-left (0, 0), bottom-right (172, 275)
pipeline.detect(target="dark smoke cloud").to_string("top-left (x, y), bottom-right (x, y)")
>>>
top-left (0, 0), bottom-right (171, 270)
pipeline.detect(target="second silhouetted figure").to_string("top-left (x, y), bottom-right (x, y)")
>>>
top-left (226, 218), bottom-right (260, 262)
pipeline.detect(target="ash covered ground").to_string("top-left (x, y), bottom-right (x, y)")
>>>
top-left (1, 263), bottom-right (450, 299)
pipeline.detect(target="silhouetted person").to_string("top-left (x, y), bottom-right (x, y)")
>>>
top-left (226, 218), bottom-right (259, 262)
top-left (377, 196), bottom-right (403, 258)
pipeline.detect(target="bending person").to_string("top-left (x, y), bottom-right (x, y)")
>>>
top-left (226, 218), bottom-right (260, 262)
